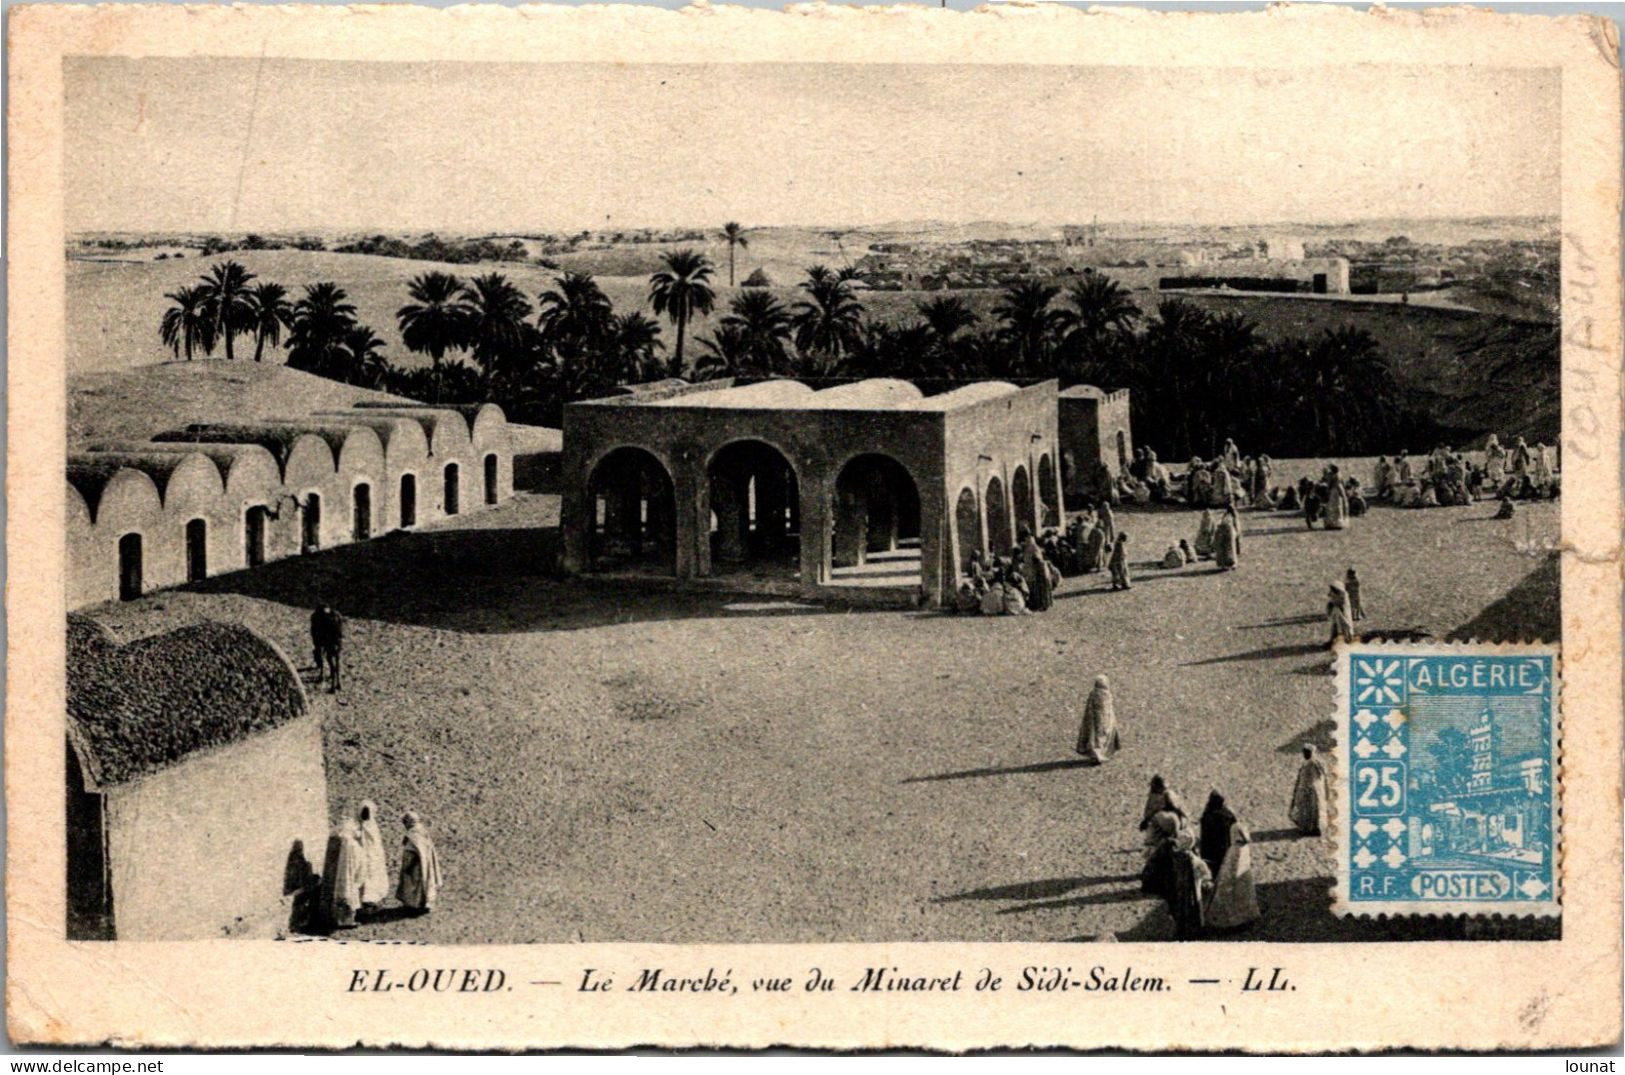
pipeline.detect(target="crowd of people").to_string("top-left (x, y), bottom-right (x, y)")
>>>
top-left (1131, 747), bottom-right (1329, 940)
top-left (1070, 676), bottom-right (1330, 939)
top-left (319, 801), bottom-right (443, 931)
top-left (1373, 438), bottom-right (1560, 510)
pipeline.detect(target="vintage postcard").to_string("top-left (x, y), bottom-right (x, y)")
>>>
top-left (5, 1), bottom-right (1621, 1053)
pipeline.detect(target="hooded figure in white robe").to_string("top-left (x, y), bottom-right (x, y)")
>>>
top-left (319, 818), bottom-right (364, 930)
top-left (397, 811), bottom-right (444, 913)
top-left (1290, 746), bottom-right (1329, 836)
top-left (1212, 512), bottom-right (1240, 570)
top-left (1322, 473), bottom-right (1350, 530)
top-left (1532, 443), bottom-right (1555, 487)
top-left (1485, 435), bottom-right (1507, 484)
top-left (1076, 674), bottom-right (1121, 764)
top-left (1195, 509), bottom-right (1217, 560)
top-left (355, 800), bottom-right (391, 909)
top-left (1327, 582), bottom-right (1355, 647)
top-left (1206, 822), bottom-right (1260, 930)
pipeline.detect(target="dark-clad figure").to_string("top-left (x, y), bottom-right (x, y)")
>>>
top-left (1108, 532), bottom-right (1132, 591)
top-left (396, 811), bottom-right (443, 915)
top-left (1139, 774), bottom-right (1186, 834)
top-left (1290, 746), bottom-right (1330, 836)
top-left (311, 603), bottom-right (345, 693)
top-left (1198, 791), bottom-right (1237, 879)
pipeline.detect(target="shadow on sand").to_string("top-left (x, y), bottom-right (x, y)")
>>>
top-left (180, 524), bottom-right (873, 634)
top-left (902, 758), bottom-right (1090, 785)
top-left (1180, 641), bottom-right (1326, 667)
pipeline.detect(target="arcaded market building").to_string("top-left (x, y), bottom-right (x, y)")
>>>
top-left (560, 378), bottom-right (1066, 607)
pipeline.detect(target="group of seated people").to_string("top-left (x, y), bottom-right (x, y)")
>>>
top-left (953, 505), bottom-right (1131, 614)
top-left (1113, 441), bottom-right (1273, 510)
top-left (1373, 438), bottom-right (1560, 508)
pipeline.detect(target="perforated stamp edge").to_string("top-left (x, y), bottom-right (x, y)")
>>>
top-left (1330, 638), bottom-right (1563, 919)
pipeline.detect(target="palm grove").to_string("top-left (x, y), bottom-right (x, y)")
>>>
top-left (158, 238), bottom-right (1431, 460)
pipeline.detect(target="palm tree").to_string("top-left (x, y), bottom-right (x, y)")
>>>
top-left (245, 282), bottom-right (293, 364)
top-left (396, 271), bottom-right (471, 403)
top-left (341, 324), bottom-right (390, 388)
top-left (648, 249), bottom-right (716, 378)
top-left (719, 289), bottom-right (793, 375)
top-left (992, 279), bottom-right (1063, 375)
top-left (159, 284), bottom-right (217, 361)
top-left (460, 273), bottom-right (534, 393)
top-left (791, 265), bottom-right (865, 370)
top-left (694, 324), bottom-right (752, 381)
top-left (610, 311), bottom-right (666, 383)
top-left (916, 296), bottom-right (979, 343)
top-left (286, 282), bottom-right (358, 380)
top-left (721, 222), bottom-right (749, 287)
top-left (197, 259), bottom-right (258, 361)
top-left (1055, 272), bottom-right (1139, 381)
top-left (536, 271), bottom-right (614, 358)
top-left (1298, 326), bottom-right (1397, 453)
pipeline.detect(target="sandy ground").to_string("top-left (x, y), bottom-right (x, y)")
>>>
top-left (85, 487), bottom-right (1560, 943)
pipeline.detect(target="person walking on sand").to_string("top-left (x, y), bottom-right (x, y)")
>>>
top-left (355, 800), bottom-right (391, 912)
top-left (1290, 746), bottom-right (1329, 836)
top-left (1345, 568), bottom-right (1365, 621)
top-left (1076, 674), bottom-right (1121, 764)
top-left (1327, 582), bottom-right (1356, 648)
top-left (1213, 509), bottom-right (1240, 571)
top-left (396, 811), bottom-right (443, 915)
top-left (319, 817), bottom-right (364, 930)
top-left (1168, 828), bottom-right (1213, 940)
top-left (1140, 774), bottom-right (1186, 836)
top-left (1108, 532), bottom-right (1132, 591)
top-left (1195, 508), bottom-right (1217, 560)
top-left (1206, 820), bottom-right (1260, 931)
top-left (1198, 791), bottom-right (1237, 879)
top-left (1322, 467), bottom-right (1350, 530)
top-left (310, 603), bottom-right (344, 692)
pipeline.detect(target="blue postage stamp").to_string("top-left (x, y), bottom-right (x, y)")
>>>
top-left (1334, 643), bottom-right (1560, 916)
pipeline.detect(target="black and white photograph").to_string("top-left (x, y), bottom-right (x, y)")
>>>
top-left (59, 54), bottom-right (1567, 947)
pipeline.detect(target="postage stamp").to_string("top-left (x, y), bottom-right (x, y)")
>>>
top-left (1335, 643), bottom-right (1561, 917)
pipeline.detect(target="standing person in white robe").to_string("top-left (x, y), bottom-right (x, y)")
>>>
top-left (1396, 451), bottom-right (1413, 484)
top-left (355, 800), bottom-right (392, 911)
top-left (1206, 821), bottom-right (1260, 930)
top-left (1289, 746), bottom-right (1329, 836)
top-left (1212, 510), bottom-right (1240, 571)
top-left (1076, 674), bottom-right (1121, 764)
top-left (1485, 435), bottom-right (1507, 485)
top-left (319, 818), bottom-right (364, 930)
top-left (396, 811), bottom-right (444, 915)
top-left (1210, 466), bottom-right (1235, 508)
top-left (1326, 582), bottom-right (1355, 648)
top-left (1222, 438), bottom-right (1241, 470)
top-left (1532, 443), bottom-right (1555, 489)
top-left (1322, 469), bottom-right (1350, 530)
top-left (1194, 509), bottom-right (1217, 560)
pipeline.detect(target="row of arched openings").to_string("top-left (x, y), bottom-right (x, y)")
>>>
top-left (953, 455), bottom-right (1060, 575)
top-left (112, 457), bottom-right (498, 601)
top-left (584, 441), bottom-right (923, 579)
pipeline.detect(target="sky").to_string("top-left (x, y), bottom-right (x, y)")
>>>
top-left (65, 58), bottom-right (1560, 233)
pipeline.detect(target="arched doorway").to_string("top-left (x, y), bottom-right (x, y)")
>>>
top-left (586, 446), bottom-right (676, 574)
top-left (706, 440), bottom-right (800, 575)
top-left (1012, 464), bottom-right (1035, 538)
top-left (117, 533), bottom-right (143, 601)
top-left (184, 518), bottom-right (208, 582)
top-left (954, 487), bottom-right (982, 575)
top-left (66, 747), bottom-right (112, 940)
top-left (302, 493), bottom-right (322, 554)
top-left (443, 463), bottom-right (461, 516)
top-left (352, 483), bottom-right (372, 541)
top-left (244, 505), bottom-right (269, 566)
top-left (398, 474), bottom-right (417, 529)
top-left (1038, 454), bottom-right (1060, 528)
top-left (831, 453), bottom-right (920, 572)
top-left (484, 453), bottom-right (499, 506)
top-left (985, 475), bottom-right (1011, 556)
